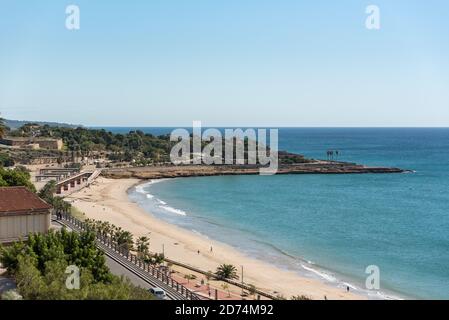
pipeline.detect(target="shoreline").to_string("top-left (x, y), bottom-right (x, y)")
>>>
top-left (129, 177), bottom-right (409, 300)
top-left (67, 177), bottom-right (368, 300)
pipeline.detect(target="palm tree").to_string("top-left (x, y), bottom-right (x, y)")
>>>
top-left (38, 181), bottom-right (57, 203)
top-left (184, 274), bottom-right (196, 284)
top-left (100, 221), bottom-right (112, 238)
top-left (115, 230), bottom-right (134, 252)
top-left (205, 270), bottom-right (214, 289)
top-left (248, 284), bottom-right (257, 299)
top-left (148, 253), bottom-right (165, 266)
top-left (221, 283), bottom-right (231, 297)
top-left (136, 236), bottom-right (150, 259)
top-left (215, 264), bottom-right (239, 280)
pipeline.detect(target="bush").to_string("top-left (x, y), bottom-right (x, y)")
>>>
top-left (0, 230), bottom-right (154, 300)
top-left (0, 167), bottom-right (35, 192)
top-left (1, 290), bottom-right (23, 300)
top-left (0, 152), bottom-right (14, 167)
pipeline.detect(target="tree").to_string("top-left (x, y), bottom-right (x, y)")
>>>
top-left (0, 152), bottom-right (14, 167)
top-left (115, 230), bottom-right (134, 252)
top-left (248, 284), bottom-right (257, 299)
top-left (184, 274), bottom-right (196, 284)
top-left (0, 229), bottom-right (154, 300)
top-left (0, 167), bottom-right (36, 192)
top-left (215, 264), bottom-right (239, 280)
top-left (136, 236), bottom-right (150, 259)
top-left (221, 283), bottom-right (231, 297)
top-left (38, 180), bottom-right (57, 202)
top-left (38, 182), bottom-right (72, 214)
top-left (205, 270), bottom-right (214, 289)
top-left (146, 253), bottom-right (165, 266)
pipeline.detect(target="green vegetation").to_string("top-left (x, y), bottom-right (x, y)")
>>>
top-left (0, 166), bottom-right (36, 192)
top-left (38, 181), bottom-right (72, 214)
top-left (215, 264), bottom-right (239, 280)
top-left (136, 236), bottom-right (150, 259)
top-left (37, 126), bottom-right (173, 163)
top-left (6, 123), bottom-right (311, 166)
top-left (184, 274), bottom-right (197, 284)
top-left (0, 229), bottom-right (153, 300)
top-left (0, 152), bottom-right (14, 167)
top-left (83, 218), bottom-right (166, 266)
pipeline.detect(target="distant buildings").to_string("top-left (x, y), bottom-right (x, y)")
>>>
top-left (0, 137), bottom-right (63, 150)
top-left (0, 187), bottom-right (52, 243)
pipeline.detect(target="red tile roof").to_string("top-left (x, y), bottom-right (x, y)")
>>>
top-left (0, 187), bottom-right (52, 216)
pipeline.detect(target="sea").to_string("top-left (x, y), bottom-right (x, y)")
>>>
top-left (97, 127), bottom-right (449, 300)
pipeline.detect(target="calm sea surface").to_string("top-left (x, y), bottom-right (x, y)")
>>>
top-left (100, 127), bottom-right (449, 299)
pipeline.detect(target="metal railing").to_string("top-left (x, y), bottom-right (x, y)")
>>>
top-left (55, 213), bottom-right (202, 300)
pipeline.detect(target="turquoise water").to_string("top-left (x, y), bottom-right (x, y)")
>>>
top-left (123, 128), bottom-right (449, 299)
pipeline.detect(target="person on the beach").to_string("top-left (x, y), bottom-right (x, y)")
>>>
top-left (346, 286), bottom-right (350, 292)
top-left (210, 246), bottom-right (213, 253)
top-left (197, 250), bottom-right (200, 255)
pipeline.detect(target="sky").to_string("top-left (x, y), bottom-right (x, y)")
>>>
top-left (0, 0), bottom-right (448, 127)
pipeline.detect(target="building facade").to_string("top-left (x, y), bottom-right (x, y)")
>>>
top-left (0, 187), bottom-right (52, 243)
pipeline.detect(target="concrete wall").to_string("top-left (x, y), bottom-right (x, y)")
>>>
top-left (37, 139), bottom-right (63, 150)
top-left (0, 138), bottom-right (63, 150)
top-left (0, 213), bottom-right (51, 243)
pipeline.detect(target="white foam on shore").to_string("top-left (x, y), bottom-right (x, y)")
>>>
top-left (300, 263), bottom-right (338, 283)
top-left (135, 180), bottom-right (173, 209)
top-left (158, 205), bottom-right (187, 216)
top-left (135, 179), bottom-right (167, 194)
top-left (370, 291), bottom-right (404, 300)
top-left (341, 282), bottom-right (358, 290)
top-left (132, 179), bottom-right (407, 300)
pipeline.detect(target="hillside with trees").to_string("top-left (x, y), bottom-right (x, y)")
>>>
top-left (5, 124), bottom-right (311, 166)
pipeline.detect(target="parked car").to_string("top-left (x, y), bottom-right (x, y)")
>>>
top-left (149, 287), bottom-right (166, 299)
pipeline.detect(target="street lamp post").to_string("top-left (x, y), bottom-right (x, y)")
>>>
top-left (241, 265), bottom-right (244, 297)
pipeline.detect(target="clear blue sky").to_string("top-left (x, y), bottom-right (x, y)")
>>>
top-left (0, 0), bottom-right (448, 127)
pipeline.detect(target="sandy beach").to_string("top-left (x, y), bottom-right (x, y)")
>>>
top-left (66, 177), bottom-right (364, 300)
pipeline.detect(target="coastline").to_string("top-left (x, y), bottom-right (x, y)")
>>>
top-left (102, 163), bottom-right (407, 180)
top-left (66, 176), bottom-right (366, 300)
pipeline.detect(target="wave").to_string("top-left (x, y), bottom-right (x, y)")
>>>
top-left (158, 205), bottom-right (187, 216)
top-left (300, 264), bottom-right (338, 283)
top-left (135, 179), bottom-right (167, 194)
top-left (131, 179), bottom-right (407, 300)
top-left (369, 291), bottom-right (404, 300)
top-left (134, 180), bottom-right (184, 215)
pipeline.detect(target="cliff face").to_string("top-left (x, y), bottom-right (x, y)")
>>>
top-left (101, 163), bottom-right (407, 180)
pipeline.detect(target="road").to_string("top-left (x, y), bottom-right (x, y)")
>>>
top-left (52, 220), bottom-right (165, 298)
top-left (52, 219), bottom-right (191, 300)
